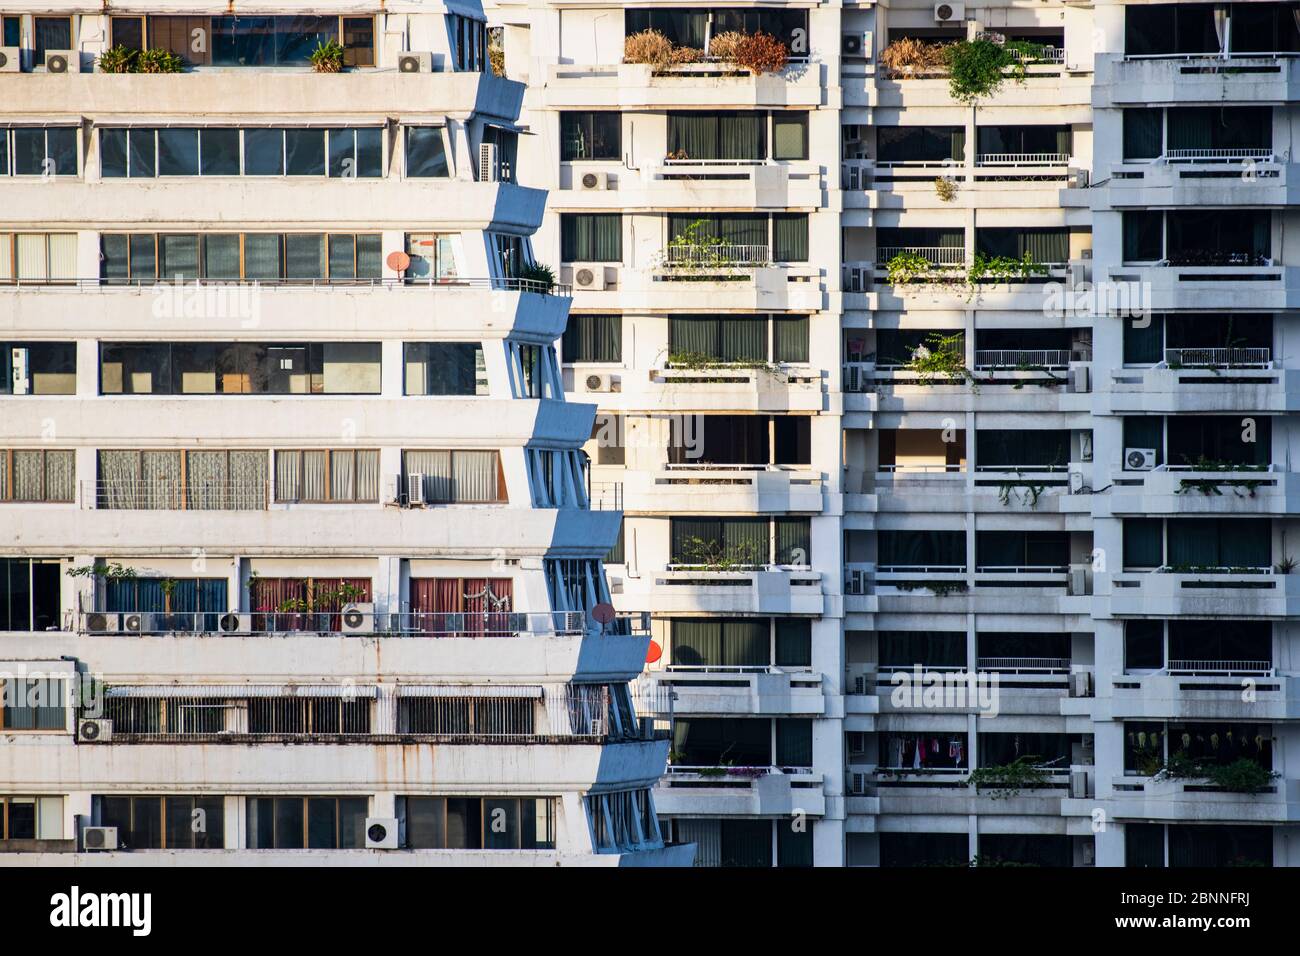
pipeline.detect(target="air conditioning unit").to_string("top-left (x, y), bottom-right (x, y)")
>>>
top-left (407, 472), bottom-right (426, 506)
top-left (844, 265), bottom-right (870, 292)
top-left (1079, 432), bottom-right (1093, 462)
top-left (11, 347), bottom-right (29, 394)
top-left (78, 719), bottom-right (112, 743)
top-left (1066, 168), bottom-right (1089, 189)
top-left (122, 612), bottom-right (145, 633)
top-left (1068, 261), bottom-right (1088, 287)
top-left (341, 602), bottom-right (374, 634)
top-left (934, 2), bottom-right (965, 22)
top-left (82, 826), bottom-right (119, 851)
top-left (1125, 448), bottom-right (1157, 471)
top-left (1069, 770), bottom-right (1089, 799)
top-left (84, 613), bottom-right (122, 634)
top-left (580, 170), bottom-right (608, 191)
top-left (478, 141), bottom-right (498, 182)
top-left (584, 372), bottom-right (614, 392)
top-left (365, 817), bottom-right (399, 849)
top-left (45, 50), bottom-right (77, 73)
top-left (398, 52), bottom-right (432, 73)
top-left (1068, 468), bottom-right (1085, 495)
top-left (572, 264), bottom-right (607, 291)
top-left (1068, 568), bottom-right (1091, 597)
top-left (847, 731), bottom-right (869, 755)
top-left (842, 32), bottom-right (870, 57)
top-left (218, 612), bottom-right (252, 634)
top-left (1068, 365), bottom-right (1091, 393)
top-left (0, 47), bottom-right (20, 73)
top-left (1070, 670), bottom-right (1094, 698)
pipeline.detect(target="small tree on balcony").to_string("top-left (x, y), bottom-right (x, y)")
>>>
top-left (624, 29), bottom-right (702, 71)
top-left (663, 218), bottom-right (735, 270)
top-left (965, 755), bottom-right (1053, 799)
top-left (730, 31), bottom-right (788, 75)
top-left (942, 38), bottom-right (1026, 105)
top-left (906, 332), bottom-right (976, 390)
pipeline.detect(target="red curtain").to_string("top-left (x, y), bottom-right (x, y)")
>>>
top-left (410, 578), bottom-right (512, 635)
top-left (251, 577), bottom-right (371, 632)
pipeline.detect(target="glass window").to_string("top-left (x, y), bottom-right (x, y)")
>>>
top-left (244, 129), bottom-right (284, 176)
top-left (328, 128), bottom-right (383, 178)
top-left (562, 314), bottom-right (622, 363)
top-left (200, 128), bottom-right (241, 175)
top-left (404, 342), bottom-right (488, 396)
top-left (773, 113), bottom-right (809, 160)
top-left (560, 214), bottom-right (622, 262)
top-left (127, 129), bottom-right (155, 178)
top-left (12, 128), bottom-right (77, 177)
top-left (406, 127), bottom-right (449, 178)
top-left (560, 112), bottom-right (621, 161)
top-left (158, 128), bottom-right (200, 176)
top-left (284, 128), bottom-right (325, 176)
top-left (99, 129), bottom-right (128, 178)
top-left (111, 16), bottom-right (145, 50)
top-left (33, 17), bottom-right (71, 60)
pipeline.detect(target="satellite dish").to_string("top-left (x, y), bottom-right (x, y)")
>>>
top-left (386, 251), bottom-right (411, 272)
top-left (591, 602), bottom-right (616, 625)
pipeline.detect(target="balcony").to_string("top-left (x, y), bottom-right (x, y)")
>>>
top-left (1101, 262), bottom-right (1300, 312)
top-left (636, 669), bottom-right (826, 716)
top-left (579, 363), bottom-right (824, 414)
top-left (877, 59), bottom-right (1091, 112)
top-left (875, 769), bottom-right (1070, 818)
top-left (74, 609), bottom-right (587, 639)
top-left (1110, 672), bottom-right (1300, 721)
top-left (570, 262), bottom-right (824, 312)
top-left (1096, 54), bottom-right (1300, 107)
top-left (621, 466), bottom-right (825, 514)
top-left (1101, 156), bottom-right (1297, 209)
top-left (1102, 569), bottom-right (1300, 618)
top-left (1073, 776), bottom-right (1300, 825)
top-left (540, 60), bottom-right (824, 110)
top-left (1109, 465), bottom-right (1300, 516)
top-left (562, 160), bottom-right (823, 211)
top-left (653, 766), bottom-right (825, 817)
top-left (627, 568), bottom-right (825, 616)
top-left (1104, 364), bottom-right (1300, 414)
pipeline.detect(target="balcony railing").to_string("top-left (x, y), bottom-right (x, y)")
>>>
top-left (1165, 659), bottom-right (1275, 677)
top-left (663, 244), bottom-right (772, 267)
top-left (976, 657), bottom-right (1070, 674)
top-left (2, 276), bottom-right (571, 295)
top-left (1164, 148), bottom-right (1275, 163)
top-left (1165, 347), bottom-right (1272, 368)
top-left (588, 481), bottom-right (623, 511)
top-left (876, 245), bottom-right (966, 268)
top-left (973, 349), bottom-right (1074, 369)
top-left (76, 609), bottom-right (589, 638)
top-left (977, 152), bottom-right (1070, 166)
top-left (83, 480), bottom-right (269, 511)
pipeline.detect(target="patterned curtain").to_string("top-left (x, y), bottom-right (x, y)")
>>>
top-left (44, 450), bottom-right (74, 502)
top-left (230, 450), bottom-right (268, 509)
top-left (98, 450), bottom-right (138, 509)
top-left (142, 450), bottom-right (182, 510)
top-left (355, 450), bottom-right (378, 502)
top-left (187, 450), bottom-right (229, 510)
top-left (12, 451), bottom-right (45, 501)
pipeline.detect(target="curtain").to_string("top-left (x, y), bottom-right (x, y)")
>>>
top-left (773, 317), bottom-right (809, 363)
top-left (776, 719), bottom-right (813, 766)
top-left (1123, 313), bottom-right (1165, 364)
top-left (243, 234), bottom-right (282, 280)
top-left (724, 518), bottom-right (769, 566)
top-left (453, 451), bottom-right (499, 502)
top-left (275, 450), bottom-right (301, 502)
top-left (775, 619), bottom-right (811, 667)
top-left (11, 451), bottom-right (43, 501)
top-left (562, 315), bottom-right (621, 363)
top-left (142, 450), bottom-right (181, 509)
top-left (159, 234), bottom-right (199, 280)
top-left (1218, 519), bottom-right (1270, 567)
top-left (405, 450), bottom-right (452, 502)
top-left (1124, 518), bottom-right (1164, 568)
top-left (561, 215), bottom-right (621, 262)
top-left (1167, 108), bottom-right (1213, 152)
top-left (230, 450), bottom-right (267, 508)
top-left (718, 113), bottom-right (765, 160)
top-left (775, 518), bottom-right (810, 566)
top-left (284, 234), bottom-right (325, 279)
top-left (773, 214), bottom-right (809, 262)
top-left (0, 454), bottom-right (6, 499)
top-left (878, 631), bottom-right (966, 668)
top-left (1123, 109), bottom-right (1162, 161)
top-left (716, 214), bottom-right (767, 247)
top-left (1213, 5), bottom-right (1229, 56)
top-left (669, 317), bottom-right (718, 358)
top-left (187, 450), bottom-right (228, 510)
top-left (773, 113), bottom-right (807, 160)
top-left (879, 530), bottom-right (965, 567)
top-left (668, 113), bottom-right (717, 159)
top-left (301, 451), bottom-right (327, 501)
top-left (204, 235), bottom-right (241, 280)
top-left (355, 450), bottom-right (378, 502)
top-left (331, 450), bottom-right (355, 501)
top-left (721, 317), bottom-right (766, 362)
top-left (98, 450), bottom-right (138, 509)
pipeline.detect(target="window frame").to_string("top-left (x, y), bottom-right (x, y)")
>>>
top-left (273, 448), bottom-right (382, 503)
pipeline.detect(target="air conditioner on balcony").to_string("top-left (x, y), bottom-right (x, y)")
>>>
top-left (1067, 261), bottom-right (1088, 287)
top-left (407, 473), bottom-right (426, 505)
top-left (78, 719), bottom-right (112, 743)
top-left (10, 347), bottom-right (29, 394)
top-left (1068, 468), bottom-right (1085, 495)
top-left (45, 50), bottom-right (77, 73)
top-left (341, 603), bottom-right (374, 634)
top-left (847, 731), bottom-right (869, 755)
top-left (1069, 770), bottom-right (1089, 799)
top-left (584, 372), bottom-right (615, 393)
top-left (844, 265), bottom-right (871, 292)
top-left (1125, 448), bottom-right (1157, 471)
top-left (934, 2), bottom-right (965, 22)
top-left (82, 826), bottom-right (118, 851)
top-left (842, 32), bottom-right (870, 58)
top-left (398, 52), bottom-right (432, 73)
top-left (122, 612), bottom-right (144, 633)
top-left (0, 47), bottom-right (19, 72)
top-left (573, 265), bottom-right (607, 290)
top-left (580, 170), bottom-right (608, 190)
top-left (478, 142), bottom-right (499, 182)
top-left (1070, 671), bottom-right (1093, 698)
top-left (1068, 568), bottom-right (1091, 597)
top-left (219, 612), bottom-right (252, 634)
top-left (84, 613), bottom-right (121, 634)
top-left (1067, 168), bottom-right (1089, 190)
top-left (365, 817), bottom-right (399, 849)
top-left (1068, 365), bottom-right (1090, 393)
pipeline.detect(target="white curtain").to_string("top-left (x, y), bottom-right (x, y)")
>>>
top-left (187, 450), bottom-right (228, 510)
top-left (404, 450), bottom-right (452, 502)
top-left (274, 450), bottom-right (300, 502)
top-left (302, 450), bottom-right (328, 501)
top-left (45, 450), bottom-right (74, 502)
top-left (142, 451), bottom-right (182, 509)
top-left (331, 450), bottom-right (356, 501)
top-left (1214, 6), bottom-right (1229, 57)
top-left (355, 450), bottom-right (379, 501)
top-left (230, 451), bottom-right (267, 509)
top-left (12, 451), bottom-right (44, 500)
top-left (453, 451), bottom-right (498, 502)
top-left (98, 450), bottom-right (138, 509)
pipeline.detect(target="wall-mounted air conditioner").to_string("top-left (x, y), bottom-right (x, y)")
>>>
top-left (934, 2), bottom-right (965, 23)
top-left (0, 47), bottom-right (20, 73)
top-left (365, 817), bottom-right (399, 849)
top-left (1069, 671), bottom-right (1094, 698)
top-left (219, 612), bottom-right (252, 634)
top-left (842, 32), bottom-right (870, 58)
top-left (341, 603), bottom-right (374, 634)
top-left (584, 372), bottom-right (614, 393)
top-left (78, 719), bottom-right (112, 742)
top-left (407, 473), bottom-right (426, 505)
top-left (478, 142), bottom-right (499, 182)
top-left (579, 171), bottom-right (608, 190)
top-left (1068, 568), bottom-right (1091, 597)
top-left (398, 52), bottom-right (432, 73)
top-left (82, 826), bottom-right (118, 851)
top-left (1068, 365), bottom-right (1090, 393)
top-left (1125, 448), bottom-right (1157, 471)
top-left (84, 613), bottom-right (122, 634)
top-left (45, 50), bottom-right (78, 73)
top-left (572, 264), bottom-right (607, 290)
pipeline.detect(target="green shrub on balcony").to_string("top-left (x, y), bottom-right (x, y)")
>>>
top-left (905, 332), bottom-right (976, 389)
top-left (96, 45), bottom-right (138, 73)
top-left (942, 39), bottom-right (1027, 104)
top-left (134, 48), bottom-right (185, 73)
top-left (1159, 754), bottom-right (1278, 794)
top-left (968, 252), bottom-right (1047, 284)
top-left (965, 755), bottom-right (1053, 799)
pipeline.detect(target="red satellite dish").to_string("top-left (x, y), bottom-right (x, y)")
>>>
top-left (386, 251), bottom-right (411, 272)
top-left (646, 640), bottom-right (662, 664)
top-left (591, 602), bottom-right (616, 625)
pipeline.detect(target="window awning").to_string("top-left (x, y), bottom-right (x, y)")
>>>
top-left (104, 684), bottom-right (379, 699)
top-left (395, 684), bottom-right (543, 699)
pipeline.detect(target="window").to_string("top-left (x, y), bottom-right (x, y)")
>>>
top-left (877, 126), bottom-right (965, 164)
top-left (626, 8), bottom-right (808, 52)
top-left (878, 529), bottom-right (966, 568)
top-left (273, 450), bottom-right (379, 503)
top-left (1123, 517), bottom-right (1273, 570)
top-left (405, 127), bottom-right (450, 178)
top-left (975, 227), bottom-right (1069, 265)
top-left (448, 14), bottom-right (487, 71)
top-left (100, 342), bottom-right (381, 395)
top-left (671, 618), bottom-right (772, 667)
top-left (561, 214), bottom-right (622, 262)
top-left (0, 233), bottom-right (77, 283)
top-left (110, 16), bottom-right (144, 50)
top-left (402, 797), bottom-right (556, 849)
top-left (97, 449), bottom-right (267, 511)
top-left (2, 16), bottom-right (19, 48)
top-left (606, 519), bottom-right (626, 564)
top-left (526, 449), bottom-right (587, 507)
top-left (403, 450), bottom-right (504, 503)
top-left (670, 517), bottom-right (810, 567)
top-left (183, 16), bottom-right (375, 68)
top-left (545, 559), bottom-right (613, 615)
top-left (773, 113), bottom-right (809, 160)
top-left (508, 342), bottom-right (561, 399)
top-left (247, 797), bottom-right (367, 849)
top-left (0, 558), bottom-right (61, 631)
top-left (0, 450), bottom-right (74, 502)
top-left (1123, 211), bottom-right (1164, 263)
top-left (249, 577), bottom-right (372, 632)
top-left (328, 127), bottom-right (383, 178)
top-left (100, 234), bottom-right (381, 283)
top-left (403, 342), bottom-right (487, 396)
top-left (561, 112), bottom-right (621, 161)
top-left (98, 796), bottom-right (224, 849)
top-left (0, 676), bottom-right (66, 730)
top-left (668, 315), bottom-right (808, 364)
top-left (562, 314), bottom-right (622, 363)
top-left (0, 796), bottom-right (62, 840)
top-left (33, 16), bottom-right (70, 61)
top-left (405, 233), bottom-right (458, 281)
top-left (668, 112), bottom-right (765, 161)
top-left (0, 342), bottom-right (76, 395)
top-left (668, 415), bottom-right (809, 466)
top-left (773, 214), bottom-right (809, 261)
top-left (587, 789), bottom-right (660, 852)
top-left (1, 127), bottom-right (77, 176)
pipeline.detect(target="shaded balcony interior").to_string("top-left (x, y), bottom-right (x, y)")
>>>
top-left (868, 125), bottom-right (1075, 170)
top-left (670, 716), bottom-right (813, 769)
top-left (664, 617), bottom-right (812, 670)
top-left (669, 516), bottom-right (811, 568)
top-left (974, 328), bottom-right (1091, 369)
top-left (664, 818), bottom-right (813, 868)
top-left (874, 227), bottom-right (964, 270)
top-left (1122, 209), bottom-right (1272, 266)
top-left (877, 429), bottom-right (966, 474)
top-left (865, 629), bottom-right (1076, 675)
top-left (1125, 619), bottom-right (1273, 674)
top-left (1126, 824), bottom-right (1273, 868)
top-left (0, 341), bottom-right (75, 395)
top-left (1122, 517), bottom-right (1273, 570)
top-left (974, 227), bottom-right (1075, 270)
top-left (1122, 414), bottom-right (1272, 469)
top-left (1123, 721), bottom-right (1274, 776)
top-left (624, 7), bottom-right (810, 56)
top-left (1122, 313), bottom-right (1274, 367)
top-left (1122, 106), bottom-right (1273, 162)
top-left (975, 428), bottom-right (1071, 472)
top-left (667, 314), bottom-right (810, 366)
top-left (667, 414), bottom-right (811, 467)
top-left (976, 531), bottom-right (1071, 573)
top-left (1125, 3), bottom-right (1300, 57)
top-left (99, 341), bottom-right (382, 395)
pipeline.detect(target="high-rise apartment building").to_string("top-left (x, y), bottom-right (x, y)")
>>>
top-left (0, 1), bottom-right (689, 865)
top-left (489, 0), bottom-right (1300, 867)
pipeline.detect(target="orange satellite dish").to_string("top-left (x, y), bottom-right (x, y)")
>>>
top-left (386, 251), bottom-right (411, 272)
top-left (646, 641), bottom-right (662, 664)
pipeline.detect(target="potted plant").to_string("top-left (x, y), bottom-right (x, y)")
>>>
top-left (97, 45), bottom-right (138, 73)
top-left (309, 39), bottom-right (345, 73)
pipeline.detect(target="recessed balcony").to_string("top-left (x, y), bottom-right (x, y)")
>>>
top-left (636, 669), bottom-right (826, 716)
top-left (629, 568), bottom-right (825, 616)
top-left (562, 160), bottom-right (823, 211)
top-left (540, 60), bottom-right (824, 109)
top-left (1103, 569), bottom-right (1300, 618)
top-left (1111, 673), bottom-right (1300, 721)
top-left (1110, 465), bottom-right (1300, 516)
top-left (1097, 54), bottom-right (1300, 107)
top-left (1077, 776), bottom-right (1300, 824)
top-left (653, 766), bottom-right (826, 817)
top-left (1104, 365), bottom-right (1300, 414)
top-left (622, 466), bottom-right (825, 515)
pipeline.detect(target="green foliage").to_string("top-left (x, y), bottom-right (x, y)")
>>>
top-left (668, 351), bottom-right (775, 372)
top-left (886, 250), bottom-right (940, 286)
top-left (1160, 754), bottom-right (1278, 794)
top-left (675, 535), bottom-right (766, 571)
top-left (968, 252), bottom-right (1048, 284)
top-left (941, 39), bottom-right (1025, 104)
top-left (135, 48), bottom-right (185, 73)
top-left (966, 755), bottom-right (1053, 798)
top-left (1275, 556), bottom-right (1298, 574)
top-left (998, 481), bottom-right (1046, 508)
top-left (309, 39), bottom-right (345, 73)
top-left (96, 45), bottom-right (138, 73)
top-left (906, 332), bottom-right (976, 389)
top-left (67, 562), bottom-right (138, 580)
top-left (516, 262), bottom-right (555, 293)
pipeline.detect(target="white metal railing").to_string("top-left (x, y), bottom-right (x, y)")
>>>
top-left (975, 565), bottom-right (1069, 574)
top-left (974, 349), bottom-right (1072, 369)
top-left (1165, 148), bottom-right (1275, 162)
top-left (1165, 347), bottom-right (1272, 368)
top-left (973, 463), bottom-right (1068, 473)
top-left (977, 152), bottom-right (1069, 166)
top-left (977, 657), bottom-right (1070, 673)
top-left (83, 480), bottom-right (268, 511)
top-left (1007, 45), bottom-right (1065, 64)
top-left (878, 565), bottom-right (965, 574)
top-left (1165, 659), bottom-right (1275, 676)
top-left (876, 246), bottom-right (966, 267)
top-left (880, 463), bottom-right (964, 473)
top-left (664, 244), bottom-right (771, 267)
top-left (76, 609), bottom-right (588, 637)
top-left (4, 276), bottom-right (569, 295)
